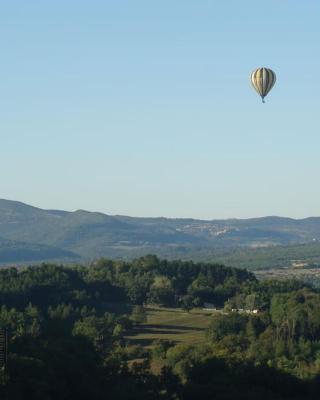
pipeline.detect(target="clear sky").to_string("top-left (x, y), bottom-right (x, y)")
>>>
top-left (0, 1), bottom-right (319, 219)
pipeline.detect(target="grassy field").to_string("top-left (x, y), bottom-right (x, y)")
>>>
top-left (126, 306), bottom-right (214, 348)
top-left (125, 306), bottom-right (215, 373)
top-left (254, 267), bottom-right (320, 281)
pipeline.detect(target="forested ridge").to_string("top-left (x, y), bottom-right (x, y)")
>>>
top-left (3, 199), bottom-right (320, 265)
top-left (0, 256), bottom-right (320, 399)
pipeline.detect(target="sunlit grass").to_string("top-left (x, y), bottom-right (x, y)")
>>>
top-left (126, 306), bottom-right (214, 348)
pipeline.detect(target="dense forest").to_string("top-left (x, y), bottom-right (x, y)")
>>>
top-left (0, 256), bottom-right (320, 399)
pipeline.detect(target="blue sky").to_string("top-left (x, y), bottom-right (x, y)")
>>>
top-left (0, 1), bottom-right (319, 219)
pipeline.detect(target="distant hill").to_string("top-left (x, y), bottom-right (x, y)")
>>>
top-left (0, 236), bottom-right (78, 263)
top-left (1, 198), bottom-right (320, 265)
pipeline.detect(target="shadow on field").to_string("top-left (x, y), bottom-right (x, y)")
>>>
top-left (144, 324), bottom-right (204, 332)
top-left (126, 321), bottom-right (206, 347)
top-left (147, 307), bottom-right (182, 313)
top-left (126, 337), bottom-right (155, 346)
top-left (131, 328), bottom-right (184, 335)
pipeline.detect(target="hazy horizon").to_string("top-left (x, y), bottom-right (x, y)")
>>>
top-left (2, 197), bottom-right (320, 222)
top-left (1, 1), bottom-right (319, 219)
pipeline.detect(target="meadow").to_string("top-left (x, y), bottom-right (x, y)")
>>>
top-left (125, 306), bottom-right (215, 373)
top-left (126, 306), bottom-right (214, 348)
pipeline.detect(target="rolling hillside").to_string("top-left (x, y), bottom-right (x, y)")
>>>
top-left (1, 198), bottom-right (320, 265)
top-left (0, 236), bottom-right (78, 263)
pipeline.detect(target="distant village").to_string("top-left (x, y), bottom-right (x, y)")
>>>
top-left (203, 302), bottom-right (259, 314)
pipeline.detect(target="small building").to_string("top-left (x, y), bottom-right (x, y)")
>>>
top-left (231, 308), bottom-right (259, 314)
top-left (203, 302), bottom-right (217, 310)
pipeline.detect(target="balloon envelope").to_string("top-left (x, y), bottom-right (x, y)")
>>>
top-left (251, 68), bottom-right (276, 102)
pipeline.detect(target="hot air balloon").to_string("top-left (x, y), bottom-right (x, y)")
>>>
top-left (251, 68), bottom-right (276, 103)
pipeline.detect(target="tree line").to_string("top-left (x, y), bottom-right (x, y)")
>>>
top-left (0, 256), bottom-right (319, 399)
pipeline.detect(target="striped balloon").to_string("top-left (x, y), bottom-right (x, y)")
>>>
top-left (251, 68), bottom-right (276, 103)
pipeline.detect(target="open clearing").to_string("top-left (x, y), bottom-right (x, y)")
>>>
top-left (254, 267), bottom-right (320, 281)
top-left (126, 306), bottom-right (214, 348)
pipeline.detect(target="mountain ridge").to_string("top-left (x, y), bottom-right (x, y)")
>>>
top-left (1, 198), bottom-right (320, 264)
top-left (2, 198), bottom-right (319, 223)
